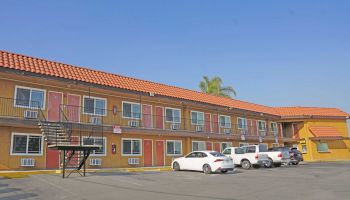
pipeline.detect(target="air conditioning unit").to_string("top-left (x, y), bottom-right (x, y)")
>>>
top-left (128, 120), bottom-right (139, 127)
top-left (128, 158), bottom-right (140, 165)
top-left (272, 131), bottom-right (278, 137)
top-left (90, 117), bottom-right (102, 124)
top-left (224, 128), bottom-right (231, 134)
top-left (196, 125), bottom-right (204, 132)
top-left (21, 158), bottom-right (35, 167)
top-left (171, 123), bottom-right (180, 130)
top-left (259, 130), bottom-right (267, 136)
top-left (89, 158), bottom-right (102, 166)
top-left (240, 129), bottom-right (248, 135)
top-left (24, 110), bottom-right (38, 119)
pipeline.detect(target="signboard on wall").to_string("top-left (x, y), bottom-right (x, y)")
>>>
top-left (241, 134), bottom-right (246, 141)
top-left (113, 125), bottom-right (122, 134)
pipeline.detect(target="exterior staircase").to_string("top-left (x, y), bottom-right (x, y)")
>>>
top-left (37, 109), bottom-right (101, 178)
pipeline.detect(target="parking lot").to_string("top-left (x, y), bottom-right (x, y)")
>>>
top-left (1, 162), bottom-right (350, 200)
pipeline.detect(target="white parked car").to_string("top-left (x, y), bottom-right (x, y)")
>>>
top-left (222, 146), bottom-right (269, 169)
top-left (171, 151), bottom-right (234, 174)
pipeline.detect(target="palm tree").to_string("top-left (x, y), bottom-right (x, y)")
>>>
top-left (199, 76), bottom-right (236, 98)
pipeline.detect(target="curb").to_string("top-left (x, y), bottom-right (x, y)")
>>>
top-left (0, 167), bottom-right (172, 179)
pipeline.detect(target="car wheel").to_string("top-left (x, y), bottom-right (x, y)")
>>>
top-left (265, 158), bottom-right (273, 168)
top-left (173, 162), bottom-right (180, 171)
top-left (241, 160), bottom-right (251, 170)
top-left (292, 161), bottom-right (299, 165)
top-left (221, 170), bottom-right (228, 173)
top-left (203, 164), bottom-right (212, 174)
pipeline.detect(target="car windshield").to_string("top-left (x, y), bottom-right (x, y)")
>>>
top-left (210, 152), bottom-right (226, 157)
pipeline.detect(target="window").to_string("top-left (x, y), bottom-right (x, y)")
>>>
top-left (192, 141), bottom-right (206, 151)
top-left (122, 139), bottom-right (142, 156)
top-left (210, 152), bottom-right (226, 157)
top-left (239, 143), bottom-right (249, 147)
top-left (244, 146), bottom-right (256, 153)
top-left (11, 133), bottom-right (43, 155)
top-left (258, 120), bottom-right (266, 131)
top-left (15, 86), bottom-right (45, 109)
top-left (259, 144), bottom-right (268, 152)
top-left (316, 142), bottom-right (329, 152)
top-left (221, 142), bottom-right (232, 151)
top-left (166, 140), bottom-right (182, 156)
top-left (122, 102), bottom-right (141, 119)
top-left (270, 122), bottom-right (278, 134)
top-left (83, 96), bottom-right (106, 116)
top-left (191, 111), bottom-right (204, 125)
top-left (219, 115), bottom-right (231, 128)
top-left (82, 137), bottom-right (106, 156)
top-left (237, 117), bottom-right (248, 129)
top-left (235, 148), bottom-right (245, 154)
top-left (165, 108), bottom-right (181, 123)
top-left (301, 145), bottom-right (307, 153)
top-left (222, 148), bottom-right (231, 155)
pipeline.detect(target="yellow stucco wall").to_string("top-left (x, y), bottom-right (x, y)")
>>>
top-left (297, 119), bottom-right (350, 161)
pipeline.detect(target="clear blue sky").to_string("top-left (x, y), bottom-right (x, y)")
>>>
top-left (1, 1), bottom-right (349, 119)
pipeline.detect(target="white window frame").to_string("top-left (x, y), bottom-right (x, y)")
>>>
top-left (121, 138), bottom-right (142, 156)
top-left (82, 96), bottom-right (107, 116)
top-left (166, 140), bottom-right (183, 156)
top-left (301, 144), bottom-right (307, 153)
top-left (219, 115), bottom-right (231, 128)
top-left (316, 142), bottom-right (329, 153)
top-left (221, 142), bottom-right (232, 152)
top-left (191, 141), bottom-right (206, 151)
top-left (82, 136), bottom-right (107, 156)
top-left (165, 107), bottom-right (182, 123)
top-left (14, 86), bottom-right (46, 109)
top-left (258, 120), bottom-right (267, 131)
top-left (122, 101), bottom-right (141, 119)
top-left (270, 122), bottom-right (278, 133)
top-left (237, 117), bottom-right (248, 130)
top-left (190, 111), bottom-right (205, 125)
top-left (10, 133), bottom-right (44, 156)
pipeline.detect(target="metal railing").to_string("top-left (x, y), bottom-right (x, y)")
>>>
top-left (59, 104), bottom-right (282, 137)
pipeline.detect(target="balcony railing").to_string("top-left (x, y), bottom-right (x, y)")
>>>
top-left (59, 104), bottom-right (281, 137)
top-left (0, 97), bottom-right (284, 138)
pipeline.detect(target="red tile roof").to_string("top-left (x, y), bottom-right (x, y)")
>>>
top-left (309, 126), bottom-right (344, 138)
top-left (276, 107), bottom-right (349, 118)
top-left (0, 50), bottom-right (349, 119)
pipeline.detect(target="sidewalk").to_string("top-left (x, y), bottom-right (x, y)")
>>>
top-left (0, 166), bottom-right (172, 179)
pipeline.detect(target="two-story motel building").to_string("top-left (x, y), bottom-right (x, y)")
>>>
top-left (0, 50), bottom-right (349, 170)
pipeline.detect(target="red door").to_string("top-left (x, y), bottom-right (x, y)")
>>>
top-left (48, 91), bottom-right (62, 121)
top-left (143, 105), bottom-right (152, 129)
top-left (278, 123), bottom-right (283, 138)
top-left (247, 119), bottom-right (252, 135)
top-left (206, 142), bottom-right (213, 150)
top-left (67, 94), bottom-right (80, 122)
top-left (155, 141), bottom-right (164, 166)
top-left (212, 114), bottom-right (219, 133)
top-left (46, 148), bottom-right (60, 169)
top-left (46, 92), bottom-right (62, 169)
top-left (155, 107), bottom-right (164, 129)
top-left (214, 143), bottom-right (221, 152)
top-left (204, 113), bottom-right (211, 133)
top-left (143, 140), bottom-right (153, 167)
